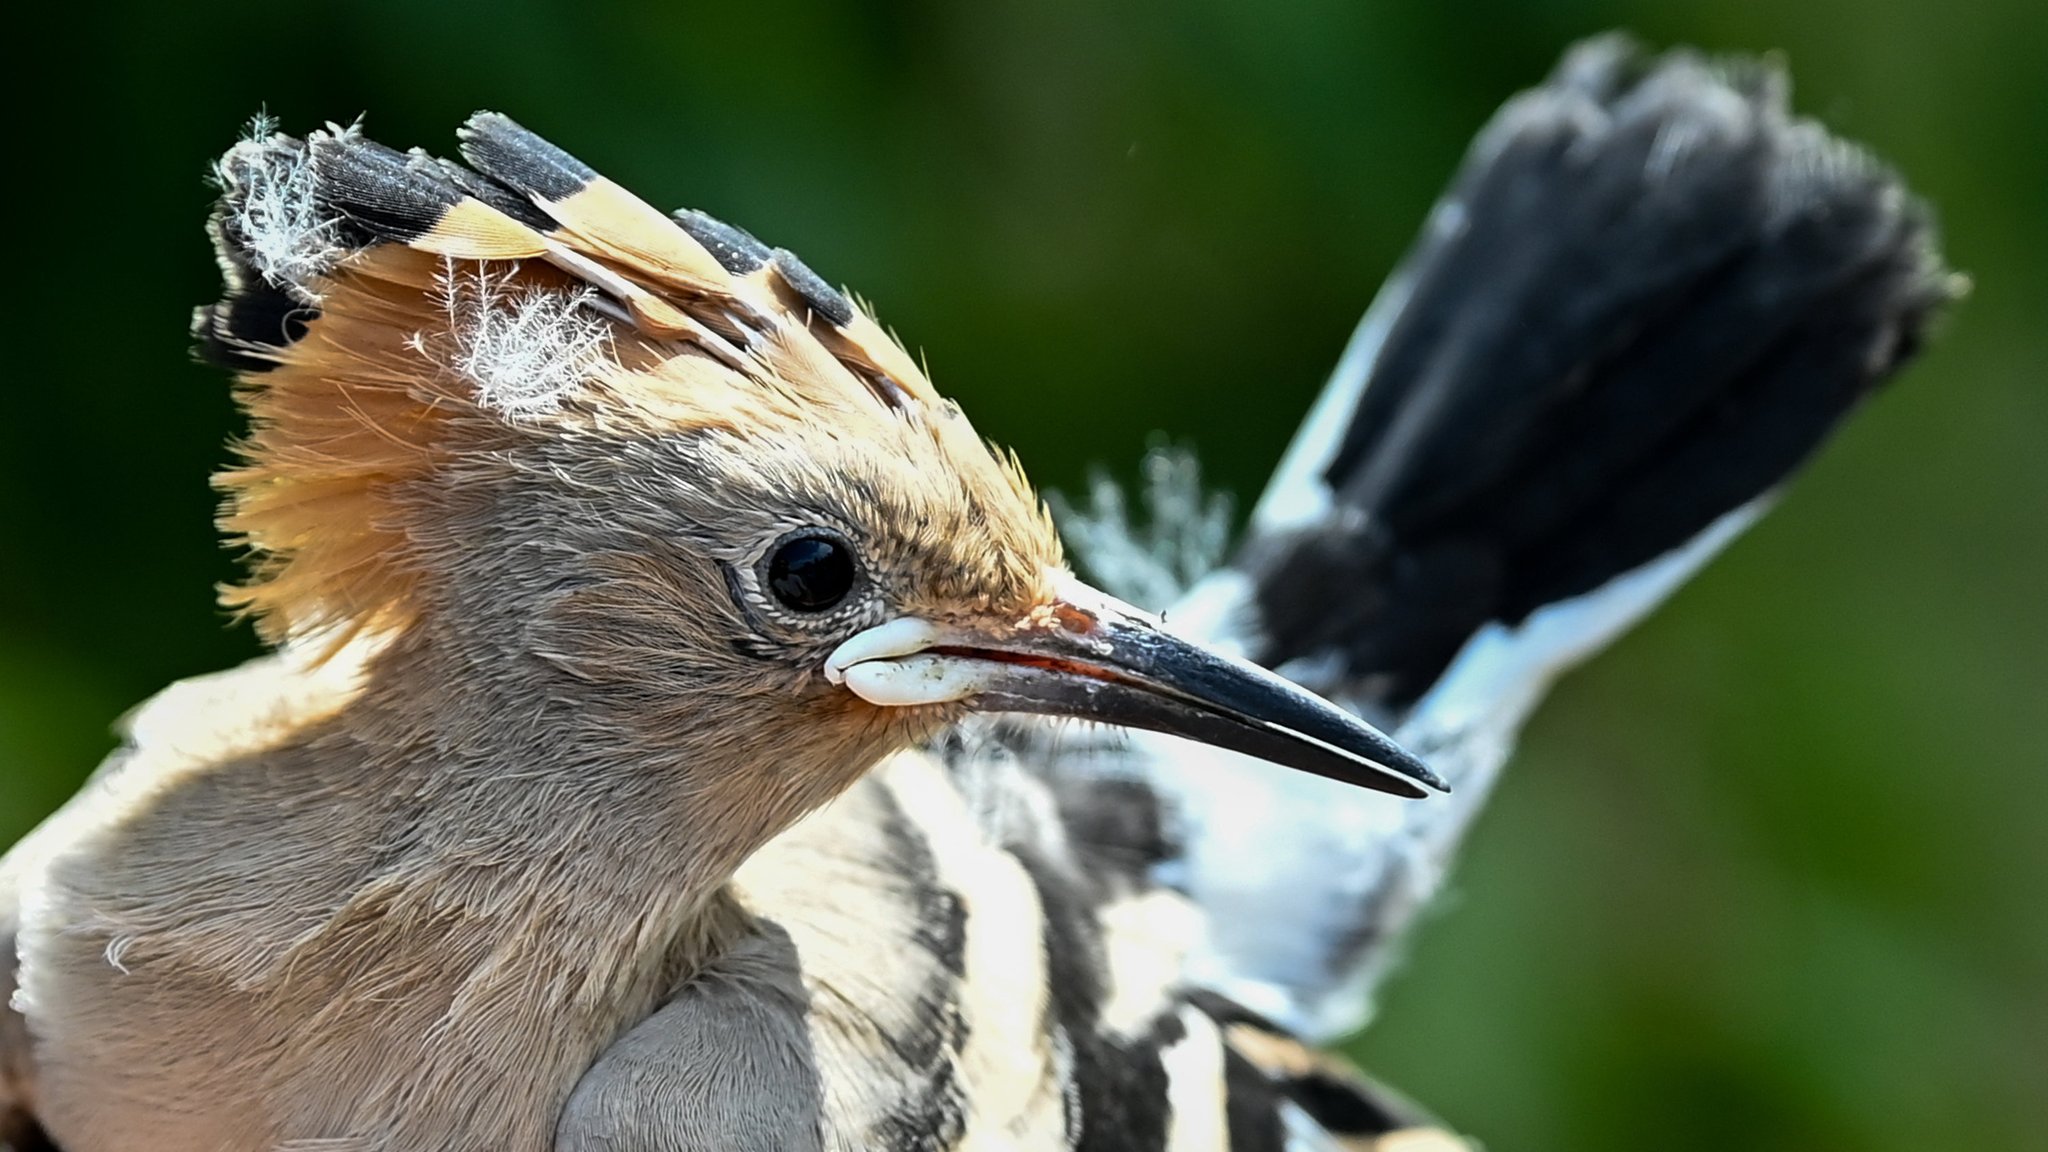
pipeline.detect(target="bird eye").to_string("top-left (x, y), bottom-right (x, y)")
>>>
top-left (765, 532), bottom-right (858, 613)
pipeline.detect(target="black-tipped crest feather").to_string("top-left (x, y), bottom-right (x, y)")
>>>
top-left (192, 282), bottom-right (314, 374)
top-left (673, 208), bottom-right (772, 274)
top-left (200, 131), bottom-right (328, 369)
top-left (457, 111), bottom-right (599, 203)
top-left (771, 248), bottom-right (856, 327)
top-left (308, 131), bottom-right (469, 245)
top-left (431, 154), bottom-right (560, 232)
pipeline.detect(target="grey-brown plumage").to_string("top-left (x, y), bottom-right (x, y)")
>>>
top-left (0, 34), bottom-right (1949, 1152)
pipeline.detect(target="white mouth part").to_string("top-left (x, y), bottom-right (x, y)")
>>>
top-left (824, 617), bottom-right (946, 685)
top-left (826, 617), bottom-right (1007, 706)
top-left (838, 653), bottom-right (1007, 706)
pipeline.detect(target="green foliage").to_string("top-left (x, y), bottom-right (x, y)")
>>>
top-left (4, 1), bottom-right (2043, 1148)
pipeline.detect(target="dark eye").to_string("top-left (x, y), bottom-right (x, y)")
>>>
top-left (766, 533), bottom-right (858, 612)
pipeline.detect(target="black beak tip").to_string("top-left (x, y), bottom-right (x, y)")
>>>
top-left (1323, 718), bottom-right (1444, 797)
top-left (1397, 753), bottom-right (1449, 796)
top-left (1364, 756), bottom-right (1447, 799)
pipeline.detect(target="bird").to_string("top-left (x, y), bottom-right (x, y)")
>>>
top-left (0, 34), bottom-right (1951, 1152)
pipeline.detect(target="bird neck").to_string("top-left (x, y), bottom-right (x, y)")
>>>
top-left (315, 622), bottom-right (884, 978)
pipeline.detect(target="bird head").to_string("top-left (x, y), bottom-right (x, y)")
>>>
top-left (198, 113), bottom-right (1438, 854)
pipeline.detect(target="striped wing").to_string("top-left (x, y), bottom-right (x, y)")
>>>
top-left (736, 748), bottom-right (1471, 1151)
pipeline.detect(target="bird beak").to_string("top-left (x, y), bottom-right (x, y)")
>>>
top-left (824, 575), bottom-right (1444, 798)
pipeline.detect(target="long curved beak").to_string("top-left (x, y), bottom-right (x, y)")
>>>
top-left (825, 576), bottom-right (1443, 799)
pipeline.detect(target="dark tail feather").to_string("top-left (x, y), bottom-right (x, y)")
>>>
top-left (1237, 33), bottom-right (1957, 711)
top-left (1067, 34), bottom-right (1961, 1042)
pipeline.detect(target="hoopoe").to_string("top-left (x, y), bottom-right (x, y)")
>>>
top-left (0, 35), bottom-right (1949, 1152)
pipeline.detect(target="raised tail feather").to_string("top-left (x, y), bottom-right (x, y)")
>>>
top-left (1052, 34), bottom-right (1957, 1040)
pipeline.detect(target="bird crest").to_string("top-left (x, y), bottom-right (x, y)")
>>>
top-left (198, 113), bottom-right (1055, 649)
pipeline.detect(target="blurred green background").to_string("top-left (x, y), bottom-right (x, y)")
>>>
top-left (4, 0), bottom-right (2043, 1148)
